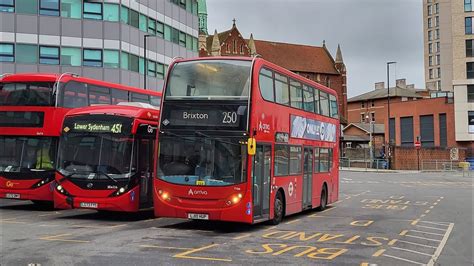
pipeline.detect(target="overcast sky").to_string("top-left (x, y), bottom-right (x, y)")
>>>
top-left (206, 0), bottom-right (424, 98)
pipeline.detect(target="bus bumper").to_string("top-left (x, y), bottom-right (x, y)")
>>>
top-left (0, 181), bottom-right (54, 202)
top-left (54, 186), bottom-right (141, 212)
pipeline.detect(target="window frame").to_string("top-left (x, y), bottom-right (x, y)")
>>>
top-left (468, 85), bottom-right (474, 102)
top-left (0, 43), bottom-right (14, 62)
top-left (83, 1), bottom-right (103, 20)
top-left (83, 49), bottom-right (103, 67)
top-left (0, 0), bottom-right (14, 12)
top-left (467, 62), bottom-right (474, 79)
top-left (39, 45), bottom-right (60, 65)
top-left (39, 0), bottom-right (59, 16)
top-left (466, 17), bottom-right (473, 34)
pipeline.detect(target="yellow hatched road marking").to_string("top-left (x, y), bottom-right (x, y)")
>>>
top-left (372, 249), bottom-right (385, 257)
top-left (232, 233), bottom-right (252, 240)
top-left (39, 233), bottom-right (90, 243)
top-left (140, 245), bottom-right (191, 251)
top-left (173, 244), bottom-right (232, 262)
top-left (387, 239), bottom-right (398, 246)
top-left (285, 219), bottom-right (301, 225)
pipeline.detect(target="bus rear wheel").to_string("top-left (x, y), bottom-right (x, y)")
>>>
top-left (271, 191), bottom-right (284, 225)
top-left (317, 185), bottom-right (328, 211)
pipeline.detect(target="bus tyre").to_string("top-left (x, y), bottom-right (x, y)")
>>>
top-left (271, 192), bottom-right (284, 225)
top-left (317, 185), bottom-right (328, 211)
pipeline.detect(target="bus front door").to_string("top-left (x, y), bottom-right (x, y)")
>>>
top-left (303, 147), bottom-right (313, 209)
top-left (137, 136), bottom-right (155, 209)
top-left (252, 144), bottom-right (271, 221)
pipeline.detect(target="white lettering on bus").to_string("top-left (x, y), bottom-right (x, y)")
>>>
top-left (183, 112), bottom-right (209, 120)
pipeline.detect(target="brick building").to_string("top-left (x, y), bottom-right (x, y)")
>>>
top-left (196, 7), bottom-right (348, 122)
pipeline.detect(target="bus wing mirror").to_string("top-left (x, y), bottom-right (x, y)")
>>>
top-left (247, 138), bottom-right (256, 155)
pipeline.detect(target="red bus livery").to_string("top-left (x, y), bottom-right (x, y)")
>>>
top-left (154, 57), bottom-right (339, 224)
top-left (0, 73), bottom-right (161, 205)
top-left (54, 104), bottom-right (159, 212)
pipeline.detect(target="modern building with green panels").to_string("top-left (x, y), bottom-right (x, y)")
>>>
top-left (0, 0), bottom-right (199, 91)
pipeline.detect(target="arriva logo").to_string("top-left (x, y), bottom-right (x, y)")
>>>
top-left (188, 189), bottom-right (208, 196)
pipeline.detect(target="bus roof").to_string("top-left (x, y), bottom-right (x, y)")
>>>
top-left (1, 73), bottom-right (162, 96)
top-left (169, 56), bottom-right (337, 99)
top-left (65, 104), bottom-right (160, 121)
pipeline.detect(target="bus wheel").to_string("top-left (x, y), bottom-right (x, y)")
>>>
top-left (271, 192), bottom-right (284, 225)
top-left (317, 185), bottom-right (328, 211)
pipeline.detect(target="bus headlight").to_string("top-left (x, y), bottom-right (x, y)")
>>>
top-left (227, 193), bottom-right (243, 206)
top-left (56, 184), bottom-right (69, 195)
top-left (113, 186), bottom-right (128, 197)
top-left (33, 178), bottom-right (51, 188)
top-left (158, 190), bottom-right (171, 201)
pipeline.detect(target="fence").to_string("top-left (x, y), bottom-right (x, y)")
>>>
top-left (421, 160), bottom-right (472, 172)
top-left (339, 158), bottom-right (388, 171)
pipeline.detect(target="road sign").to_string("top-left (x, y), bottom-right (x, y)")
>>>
top-left (414, 141), bottom-right (421, 150)
top-left (450, 148), bottom-right (459, 161)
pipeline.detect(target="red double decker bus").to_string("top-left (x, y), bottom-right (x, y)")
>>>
top-left (54, 104), bottom-right (159, 212)
top-left (0, 73), bottom-right (161, 205)
top-left (154, 57), bottom-right (339, 224)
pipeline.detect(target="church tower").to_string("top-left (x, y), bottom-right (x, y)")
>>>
top-left (197, 0), bottom-right (208, 56)
top-left (334, 44), bottom-right (348, 121)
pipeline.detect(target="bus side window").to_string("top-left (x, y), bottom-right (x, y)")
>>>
top-left (112, 89), bottom-right (129, 105)
top-left (329, 94), bottom-right (339, 119)
top-left (303, 85), bottom-right (315, 113)
top-left (274, 145), bottom-right (289, 176)
top-left (62, 81), bottom-right (88, 108)
top-left (289, 146), bottom-right (302, 175)
top-left (319, 148), bottom-right (329, 172)
top-left (89, 85), bottom-right (111, 105)
top-left (274, 73), bottom-right (290, 106)
top-left (150, 96), bottom-right (161, 107)
top-left (314, 147), bottom-right (320, 173)
top-left (258, 68), bottom-right (274, 101)
top-left (289, 80), bottom-right (303, 109)
top-left (131, 92), bottom-right (150, 104)
top-left (314, 88), bottom-right (320, 114)
top-left (319, 91), bottom-right (330, 117)
top-left (328, 148), bottom-right (333, 170)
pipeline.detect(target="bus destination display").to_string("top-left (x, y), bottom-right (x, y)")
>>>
top-left (162, 105), bottom-right (247, 129)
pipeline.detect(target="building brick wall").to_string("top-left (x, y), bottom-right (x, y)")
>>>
top-left (392, 146), bottom-right (467, 170)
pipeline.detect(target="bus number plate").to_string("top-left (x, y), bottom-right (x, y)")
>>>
top-left (80, 202), bottom-right (98, 209)
top-left (188, 213), bottom-right (209, 220)
top-left (5, 193), bottom-right (20, 199)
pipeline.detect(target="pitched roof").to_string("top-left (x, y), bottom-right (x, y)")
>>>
top-left (206, 29), bottom-right (233, 52)
top-left (344, 123), bottom-right (385, 134)
top-left (252, 40), bottom-right (340, 75)
top-left (348, 87), bottom-right (424, 102)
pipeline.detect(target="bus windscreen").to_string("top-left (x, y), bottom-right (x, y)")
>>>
top-left (166, 60), bottom-right (252, 100)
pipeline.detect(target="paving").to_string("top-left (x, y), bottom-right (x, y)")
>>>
top-left (1, 171), bottom-right (472, 265)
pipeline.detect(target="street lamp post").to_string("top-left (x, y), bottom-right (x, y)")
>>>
top-left (144, 34), bottom-right (152, 90)
top-left (386, 61), bottom-right (396, 169)
top-left (366, 115), bottom-right (374, 166)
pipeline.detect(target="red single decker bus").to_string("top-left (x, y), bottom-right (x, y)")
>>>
top-left (0, 73), bottom-right (161, 205)
top-left (54, 103), bottom-right (159, 212)
top-left (154, 57), bottom-right (339, 224)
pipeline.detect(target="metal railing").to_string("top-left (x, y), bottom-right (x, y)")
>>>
top-left (421, 160), bottom-right (472, 173)
top-left (339, 158), bottom-right (388, 171)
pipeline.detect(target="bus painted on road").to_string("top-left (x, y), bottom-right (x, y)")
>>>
top-left (0, 73), bottom-right (161, 205)
top-left (153, 57), bottom-right (339, 224)
top-left (54, 103), bottom-right (159, 212)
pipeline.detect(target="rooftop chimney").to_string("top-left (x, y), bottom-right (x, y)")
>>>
top-left (396, 79), bottom-right (406, 88)
top-left (375, 82), bottom-right (385, 90)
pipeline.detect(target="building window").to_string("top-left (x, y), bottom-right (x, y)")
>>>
top-left (466, 0), bottom-right (472, 12)
top-left (40, 0), bottom-right (59, 16)
top-left (429, 68), bottom-right (434, 79)
top-left (469, 111), bottom-right (474, 133)
top-left (104, 50), bottom-right (119, 68)
top-left (0, 0), bottom-right (14, 12)
top-left (17, 0), bottom-right (38, 14)
top-left (148, 19), bottom-right (156, 35)
top-left (156, 63), bottom-right (165, 79)
top-left (39, 46), bottom-right (59, 65)
top-left (468, 85), bottom-right (474, 102)
top-left (360, 113), bottom-right (365, 122)
top-left (435, 29), bottom-right (440, 39)
top-left (233, 39), bottom-right (237, 53)
top-left (128, 53), bottom-right (139, 72)
top-left (129, 9), bottom-right (139, 28)
top-left (467, 40), bottom-right (474, 57)
top-left (389, 118), bottom-right (395, 144)
top-left (437, 67), bottom-right (441, 78)
top-left (428, 30), bottom-right (432, 41)
top-left (371, 112), bottom-right (375, 122)
top-left (147, 60), bottom-right (156, 77)
top-left (186, 34), bottom-right (192, 50)
top-left (361, 101), bottom-right (365, 108)
top-left (16, 44), bottom-right (38, 64)
top-left (427, 5), bottom-right (432, 15)
top-left (139, 14), bottom-right (147, 32)
top-left (61, 0), bottom-right (80, 18)
top-left (171, 28), bottom-right (180, 44)
top-left (60, 47), bottom-right (81, 66)
top-left (83, 49), bottom-right (102, 67)
top-left (436, 42), bottom-right (440, 52)
top-left (437, 80), bottom-right (441, 90)
top-left (420, 115), bottom-right (434, 147)
top-left (467, 62), bottom-right (474, 78)
top-left (179, 31), bottom-right (186, 47)
top-left (371, 100), bottom-right (375, 107)
top-left (466, 17), bottom-right (473, 34)
top-left (435, 3), bottom-right (439, 14)
top-left (83, 2), bottom-right (102, 20)
top-left (156, 22), bottom-right (164, 38)
top-left (120, 51), bottom-right (129, 70)
top-left (400, 116), bottom-right (414, 147)
top-left (436, 54), bottom-right (440, 65)
top-left (103, 3), bottom-right (119, 22)
top-left (435, 16), bottom-right (439, 27)
top-left (439, 113), bottom-right (447, 147)
top-left (120, 6), bottom-right (129, 24)
top-left (429, 56), bottom-right (433, 66)
top-left (429, 43), bottom-right (433, 54)
top-left (0, 43), bottom-right (14, 62)
top-left (428, 17), bottom-right (432, 28)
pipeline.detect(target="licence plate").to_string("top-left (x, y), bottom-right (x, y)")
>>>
top-left (80, 202), bottom-right (98, 208)
top-left (188, 213), bottom-right (209, 220)
top-left (5, 193), bottom-right (20, 199)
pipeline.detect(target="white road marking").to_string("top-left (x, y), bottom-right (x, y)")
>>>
top-left (404, 234), bottom-right (442, 242)
top-left (383, 254), bottom-right (425, 265)
top-left (415, 225), bottom-right (448, 231)
top-left (390, 246), bottom-right (433, 257)
top-left (409, 229), bottom-right (445, 237)
top-left (419, 220), bottom-right (450, 227)
top-left (394, 239), bottom-right (437, 249)
top-left (427, 223), bottom-right (454, 266)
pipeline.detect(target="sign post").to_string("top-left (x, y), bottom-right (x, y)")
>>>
top-left (415, 141), bottom-right (421, 171)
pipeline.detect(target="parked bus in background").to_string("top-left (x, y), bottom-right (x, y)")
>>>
top-left (54, 103), bottom-right (159, 212)
top-left (154, 57), bottom-right (339, 224)
top-left (0, 73), bottom-right (161, 206)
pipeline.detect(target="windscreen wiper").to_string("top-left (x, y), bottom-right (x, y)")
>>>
top-left (96, 170), bottom-right (118, 183)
